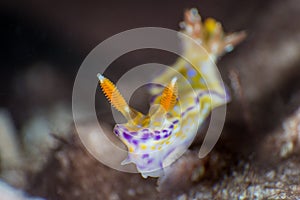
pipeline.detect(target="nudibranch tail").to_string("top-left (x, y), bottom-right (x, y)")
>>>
top-left (181, 8), bottom-right (246, 56)
top-left (97, 73), bottom-right (132, 120)
top-left (160, 77), bottom-right (178, 112)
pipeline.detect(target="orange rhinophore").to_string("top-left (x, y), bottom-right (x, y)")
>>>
top-left (97, 73), bottom-right (130, 118)
top-left (160, 77), bottom-right (178, 112)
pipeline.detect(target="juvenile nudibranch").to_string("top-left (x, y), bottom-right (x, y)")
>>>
top-left (97, 8), bottom-right (245, 178)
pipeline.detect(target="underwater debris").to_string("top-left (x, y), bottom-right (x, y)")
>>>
top-left (0, 180), bottom-right (44, 200)
top-left (22, 103), bottom-right (72, 172)
top-left (0, 110), bottom-right (25, 188)
top-left (280, 108), bottom-right (300, 158)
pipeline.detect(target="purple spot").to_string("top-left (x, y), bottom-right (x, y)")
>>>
top-left (142, 154), bottom-right (149, 159)
top-left (154, 130), bottom-right (160, 134)
top-left (132, 140), bottom-right (138, 145)
top-left (142, 133), bottom-right (151, 140)
top-left (123, 132), bottom-right (132, 140)
top-left (162, 129), bottom-right (168, 133)
top-left (147, 158), bottom-right (154, 164)
top-left (187, 106), bottom-right (194, 111)
top-left (163, 133), bottom-right (169, 138)
top-left (154, 135), bottom-right (161, 140)
top-left (130, 132), bottom-right (137, 135)
top-left (173, 120), bottom-right (179, 124)
top-left (114, 130), bottom-right (120, 136)
top-left (169, 124), bottom-right (174, 129)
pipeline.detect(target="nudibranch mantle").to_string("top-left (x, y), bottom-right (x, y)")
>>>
top-left (97, 8), bottom-right (245, 178)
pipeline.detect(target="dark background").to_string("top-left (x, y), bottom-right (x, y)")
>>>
top-left (0, 0), bottom-right (279, 139)
top-left (0, 0), bottom-right (271, 109)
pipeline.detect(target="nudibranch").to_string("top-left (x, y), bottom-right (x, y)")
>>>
top-left (97, 8), bottom-right (245, 178)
